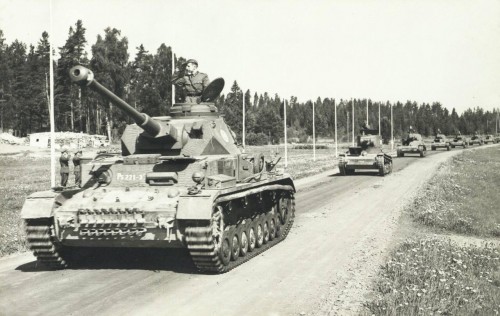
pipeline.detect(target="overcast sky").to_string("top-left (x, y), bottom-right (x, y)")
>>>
top-left (1, 0), bottom-right (499, 113)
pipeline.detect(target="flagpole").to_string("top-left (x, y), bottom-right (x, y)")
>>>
top-left (284, 99), bottom-right (288, 168)
top-left (171, 52), bottom-right (175, 107)
top-left (49, 0), bottom-right (56, 187)
top-left (313, 101), bottom-right (316, 161)
top-left (242, 89), bottom-right (245, 149)
top-left (334, 100), bottom-right (338, 157)
top-left (352, 98), bottom-right (355, 146)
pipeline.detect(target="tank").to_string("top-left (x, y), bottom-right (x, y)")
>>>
top-left (396, 133), bottom-right (427, 157)
top-left (450, 134), bottom-right (468, 148)
top-left (468, 134), bottom-right (484, 146)
top-left (338, 127), bottom-right (393, 176)
top-left (484, 134), bottom-right (495, 144)
top-left (20, 65), bottom-right (295, 273)
top-left (431, 134), bottom-right (451, 151)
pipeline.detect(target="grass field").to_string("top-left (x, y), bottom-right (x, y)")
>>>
top-left (364, 147), bottom-right (500, 315)
top-left (0, 146), bottom-right (337, 257)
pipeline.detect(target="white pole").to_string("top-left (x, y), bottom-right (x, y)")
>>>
top-left (352, 98), bottom-right (355, 146)
top-left (391, 104), bottom-right (394, 150)
top-left (334, 100), bottom-right (338, 157)
top-left (171, 52), bottom-right (175, 106)
top-left (378, 103), bottom-right (381, 138)
top-left (313, 101), bottom-right (316, 161)
top-left (242, 90), bottom-right (245, 149)
top-left (366, 99), bottom-right (368, 126)
top-left (284, 99), bottom-right (287, 167)
top-left (49, 0), bottom-right (56, 187)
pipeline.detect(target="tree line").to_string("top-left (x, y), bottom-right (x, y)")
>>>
top-left (0, 21), bottom-right (499, 145)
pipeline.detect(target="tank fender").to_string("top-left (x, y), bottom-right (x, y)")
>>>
top-left (21, 190), bottom-right (59, 219)
top-left (176, 194), bottom-right (216, 220)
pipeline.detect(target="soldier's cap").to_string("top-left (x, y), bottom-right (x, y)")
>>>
top-left (185, 59), bottom-right (198, 66)
top-left (61, 146), bottom-right (69, 152)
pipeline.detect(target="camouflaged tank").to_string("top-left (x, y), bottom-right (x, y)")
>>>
top-left (21, 65), bottom-right (295, 273)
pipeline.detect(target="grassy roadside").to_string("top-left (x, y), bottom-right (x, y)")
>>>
top-left (364, 147), bottom-right (500, 315)
top-left (0, 147), bottom-right (336, 257)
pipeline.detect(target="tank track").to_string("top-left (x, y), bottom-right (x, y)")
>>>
top-left (25, 219), bottom-right (67, 269)
top-left (185, 191), bottom-right (295, 273)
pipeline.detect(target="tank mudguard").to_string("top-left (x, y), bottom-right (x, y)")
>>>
top-left (21, 191), bottom-right (58, 219)
top-left (176, 194), bottom-right (215, 220)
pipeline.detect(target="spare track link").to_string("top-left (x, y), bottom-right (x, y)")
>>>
top-left (25, 219), bottom-right (67, 269)
top-left (185, 191), bottom-right (295, 273)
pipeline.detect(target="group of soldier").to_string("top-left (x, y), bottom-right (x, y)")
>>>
top-left (58, 58), bottom-right (208, 187)
top-left (59, 148), bottom-right (82, 188)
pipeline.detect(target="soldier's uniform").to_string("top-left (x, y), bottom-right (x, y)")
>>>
top-left (59, 149), bottom-right (70, 187)
top-left (73, 150), bottom-right (82, 187)
top-left (172, 59), bottom-right (210, 103)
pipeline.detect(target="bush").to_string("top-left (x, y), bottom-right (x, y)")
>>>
top-left (246, 132), bottom-right (268, 145)
top-left (292, 144), bottom-right (328, 150)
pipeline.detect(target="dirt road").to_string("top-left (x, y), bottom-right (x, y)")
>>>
top-left (0, 150), bottom-right (462, 315)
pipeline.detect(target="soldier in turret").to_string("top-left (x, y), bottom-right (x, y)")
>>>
top-left (59, 147), bottom-right (70, 187)
top-left (172, 59), bottom-right (210, 103)
top-left (73, 149), bottom-right (82, 188)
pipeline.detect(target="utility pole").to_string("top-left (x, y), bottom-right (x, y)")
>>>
top-left (49, 0), bottom-right (56, 187)
top-left (391, 104), bottom-right (394, 150)
top-left (171, 52), bottom-right (175, 107)
top-left (284, 99), bottom-right (287, 167)
top-left (352, 98), bottom-right (355, 146)
top-left (334, 100), bottom-right (338, 157)
top-left (347, 111), bottom-right (350, 144)
top-left (378, 103), bottom-right (381, 138)
top-left (313, 101), bottom-right (316, 161)
top-left (366, 99), bottom-right (369, 126)
top-left (242, 90), bottom-right (245, 149)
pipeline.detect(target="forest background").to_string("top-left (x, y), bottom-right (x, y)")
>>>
top-left (0, 20), bottom-right (499, 145)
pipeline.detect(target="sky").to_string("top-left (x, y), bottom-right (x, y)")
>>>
top-left (1, 0), bottom-right (499, 114)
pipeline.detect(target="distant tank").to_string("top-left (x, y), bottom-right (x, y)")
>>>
top-left (21, 65), bottom-right (295, 273)
top-left (397, 133), bottom-right (427, 157)
top-left (338, 127), bottom-right (393, 176)
top-left (450, 134), bottom-right (468, 148)
top-left (468, 134), bottom-right (484, 146)
top-left (431, 134), bottom-right (451, 151)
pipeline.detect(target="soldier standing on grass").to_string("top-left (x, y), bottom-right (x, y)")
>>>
top-left (59, 147), bottom-right (70, 187)
top-left (73, 149), bottom-right (82, 187)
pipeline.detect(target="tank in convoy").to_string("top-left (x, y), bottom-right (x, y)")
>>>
top-left (21, 65), bottom-right (295, 273)
top-left (338, 126), bottom-right (393, 176)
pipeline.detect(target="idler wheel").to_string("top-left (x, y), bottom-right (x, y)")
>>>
top-left (248, 227), bottom-right (256, 252)
top-left (279, 197), bottom-right (289, 225)
top-left (239, 229), bottom-right (249, 257)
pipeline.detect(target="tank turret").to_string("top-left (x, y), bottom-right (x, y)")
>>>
top-left (69, 65), bottom-right (239, 157)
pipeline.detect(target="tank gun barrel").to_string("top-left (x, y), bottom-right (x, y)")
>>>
top-left (69, 65), bottom-right (162, 137)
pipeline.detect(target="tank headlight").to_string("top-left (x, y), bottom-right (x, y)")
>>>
top-left (167, 188), bottom-right (180, 198)
top-left (192, 172), bottom-right (205, 184)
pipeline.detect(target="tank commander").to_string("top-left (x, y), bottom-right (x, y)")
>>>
top-left (73, 149), bottom-right (82, 187)
top-left (171, 59), bottom-right (210, 103)
top-left (59, 147), bottom-right (70, 187)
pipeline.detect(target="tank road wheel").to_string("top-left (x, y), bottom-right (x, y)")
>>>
top-left (248, 227), bottom-right (256, 252)
top-left (219, 236), bottom-right (232, 266)
top-left (269, 218), bottom-right (276, 241)
top-left (230, 230), bottom-right (240, 261)
top-left (262, 221), bottom-right (270, 244)
top-left (239, 229), bottom-right (249, 257)
top-left (255, 221), bottom-right (264, 248)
